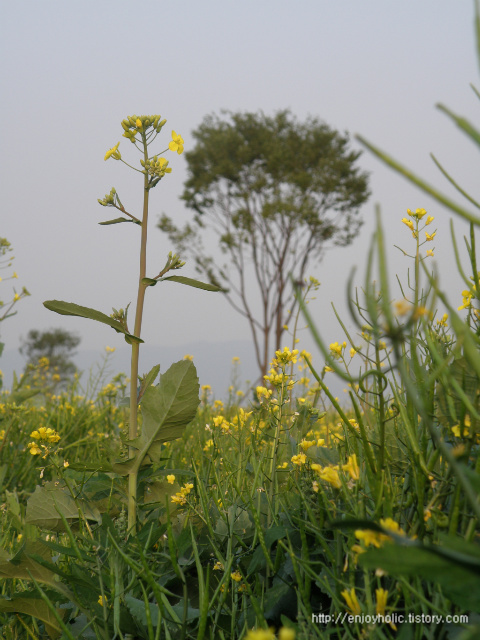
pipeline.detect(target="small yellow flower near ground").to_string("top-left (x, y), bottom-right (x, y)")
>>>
top-left (312, 480), bottom-right (319, 493)
top-left (376, 588), bottom-right (396, 629)
top-left (213, 561), bottom-right (224, 570)
top-left (394, 299), bottom-right (411, 316)
top-left (169, 130), bottom-right (184, 154)
top-left (231, 570), bottom-right (242, 582)
top-left (341, 588), bottom-right (361, 615)
top-left (98, 595), bottom-right (107, 606)
top-left (167, 474), bottom-right (176, 484)
top-left (342, 454), bottom-right (360, 480)
top-left (291, 453), bottom-right (307, 466)
top-left (279, 628), bottom-right (296, 640)
top-left (300, 439), bottom-right (316, 452)
top-left (318, 466), bottom-right (341, 489)
top-left (244, 628), bottom-right (276, 640)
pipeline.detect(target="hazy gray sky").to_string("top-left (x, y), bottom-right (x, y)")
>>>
top-left (1, 1), bottom-right (479, 379)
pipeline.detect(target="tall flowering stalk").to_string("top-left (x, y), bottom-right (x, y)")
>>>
top-left (45, 114), bottom-right (219, 533)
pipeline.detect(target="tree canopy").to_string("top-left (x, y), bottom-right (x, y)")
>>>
top-left (159, 110), bottom-right (370, 377)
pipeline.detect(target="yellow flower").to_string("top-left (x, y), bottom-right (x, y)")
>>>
top-left (329, 341), bottom-right (346, 358)
top-left (341, 588), bottom-right (361, 615)
top-left (401, 217), bottom-right (414, 232)
top-left (244, 629), bottom-right (276, 640)
top-left (394, 299), bottom-right (411, 316)
top-left (312, 464), bottom-right (341, 489)
top-left (104, 142), bottom-right (121, 161)
top-left (231, 570), bottom-right (242, 582)
top-left (183, 354), bottom-right (194, 361)
top-left (30, 427), bottom-right (60, 443)
top-left (167, 474), bottom-right (175, 484)
top-left (376, 588), bottom-right (396, 629)
top-left (342, 454), bottom-right (360, 480)
top-left (279, 628), bottom-right (296, 640)
top-left (291, 453), bottom-right (307, 466)
top-left (458, 289), bottom-right (474, 311)
top-left (213, 561), bottom-right (224, 571)
top-left (98, 595), bottom-right (107, 606)
top-left (27, 442), bottom-right (42, 455)
top-left (136, 118), bottom-right (142, 128)
top-left (105, 346), bottom-right (116, 353)
top-left (426, 249), bottom-right (434, 257)
top-left (436, 313), bottom-right (448, 327)
top-left (425, 215), bottom-right (435, 225)
top-left (375, 588), bottom-right (387, 615)
top-left (300, 439), bottom-right (316, 452)
top-left (407, 207), bottom-right (427, 219)
top-left (274, 346), bottom-right (299, 365)
top-left (425, 231), bottom-right (436, 241)
top-left (324, 366), bottom-right (333, 372)
top-left (232, 356), bottom-right (240, 363)
top-left (169, 130), bottom-right (184, 154)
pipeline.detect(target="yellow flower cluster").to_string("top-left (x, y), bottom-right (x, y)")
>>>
top-left (171, 482), bottom-right (194, 506)
top-left (329, 341), bottom-right (346, 358)
top-left (256, 386), bottom-right (273, 401)
top-left (263, 369), bottom-right (293, 388)
top-left (140, 155), bottom-right (172, 179)
top-left (354, 517), bottom-right (405, 548)
top-left (27, 427), bottom-right (61, 455)
top-left (120, 114), bottom-right (167, 143)
top-left (272, 347), bottom-right (299, 366)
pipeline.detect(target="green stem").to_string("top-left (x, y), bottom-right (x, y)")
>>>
top-left (128, 136), bottom-right (150, 533)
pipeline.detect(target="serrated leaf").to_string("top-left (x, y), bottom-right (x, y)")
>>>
top-left (123, 360), bottom-right (199, 473)
top-left (26, 482), bottom-right (102, 532)
top-left (99, 217), bottom-right (133, 225)
top-left (159, 275), bottom-right (222, 292)
top-left (43, 300), bottom-right (143, 344)
top-left (0, 596), bottom-right (65, 639)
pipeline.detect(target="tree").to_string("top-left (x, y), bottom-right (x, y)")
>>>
top-left (20, 328), bottom-right (80, 388)
top-left (158, 110), bottom-right (370, 377)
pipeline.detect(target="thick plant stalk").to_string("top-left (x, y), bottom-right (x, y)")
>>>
top-left (128, 138), bottom-right (150, 533)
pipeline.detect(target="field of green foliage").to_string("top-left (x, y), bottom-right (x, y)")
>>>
top-left (1, 201), bottom-right (480, 639)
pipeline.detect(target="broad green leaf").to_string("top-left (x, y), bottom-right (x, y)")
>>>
top-left (359, 539), bottom-right (480, 612)
top-left (43, 300), bottom-right (143, 344)
top-left (116, 360), bottom-right (199, 474)
top-left (0, 541), bottom-right (72, 599)
top-left (99, 217), bottom-right (135, 225)
top-left (159, 275), bottom-right (222, 291)
top-left (125, 595), bottom-right (159, 627)
top-left (26, 481), bottom-right (102, 532)
top-left (0, 596), bottom-right (65, 639)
